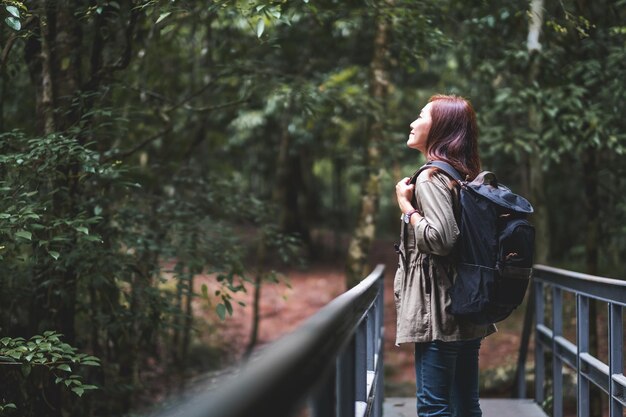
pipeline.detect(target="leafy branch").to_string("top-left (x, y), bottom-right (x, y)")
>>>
top-left (0, 331), bottom-right (100, 400)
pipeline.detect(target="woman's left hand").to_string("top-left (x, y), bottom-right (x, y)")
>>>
top-left (395, 177), bottom-right (414, 207)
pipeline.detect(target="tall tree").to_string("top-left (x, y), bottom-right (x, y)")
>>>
top-left (345, 1), bottom-right (390, 287)
top-left (526, 0), bottom-right (550, 264)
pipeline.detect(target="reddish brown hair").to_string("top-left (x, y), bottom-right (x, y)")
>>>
top-left (426, 94), bottom-right (481, 180)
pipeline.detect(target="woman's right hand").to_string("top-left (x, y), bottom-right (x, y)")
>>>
top-left (395, 178), bottom-right (415, 209)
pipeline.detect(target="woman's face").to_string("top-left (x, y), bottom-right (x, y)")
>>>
top-left (407, 102), bottom-right (432, 153)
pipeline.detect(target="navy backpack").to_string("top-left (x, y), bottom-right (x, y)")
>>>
top-left (413, 161), bottom-right (535, 325)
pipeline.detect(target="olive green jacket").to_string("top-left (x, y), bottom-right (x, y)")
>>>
top-left (393, 169), bottom-right (496, 345)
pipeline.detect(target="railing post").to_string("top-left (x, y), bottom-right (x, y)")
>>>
top-left (552, 286), bottom-right (563, 417)
top-left (374, 283), bottom-right (382, 358)
top-left (514, 282), bottom-right (535, 398)
top-left (577, 294), bottom-right (590, 417)
top-left (374, 282), bottom-right (384, 417)
top-left (310, 364), bottom-right (337, 417)
top-left (355, 318), bottom-right (367, 416)
top-left (374, 360), bottom-right (383, 417)
top-left (609, 304), bottom-right (623, 417)
top-left (535, 280), bottom-right (545, 405)
top-left (367, 310), bottom-right (375, 371)
top-left (337, 334), bottom-right (356, 417)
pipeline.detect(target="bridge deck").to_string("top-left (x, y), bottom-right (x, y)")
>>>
top-left (383, 398), bottom-right (548, 417)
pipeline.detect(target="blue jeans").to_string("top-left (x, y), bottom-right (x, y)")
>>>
top-left (414, 338), bottom-right (482, 417)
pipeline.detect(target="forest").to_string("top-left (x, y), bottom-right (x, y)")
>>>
top-left (0, 0), bottom-right (624, 416)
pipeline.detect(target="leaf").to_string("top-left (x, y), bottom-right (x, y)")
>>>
top-left (201, 284), bottom-right (208, 299)
top-left (81, 361), bottom-right (100, 366)
top-left (71, 387), bottom-right (84, 397)
top-left (6, 6), bottom-right (20, 18)
top-left (75, 226), bottom-right (89, 235)
top-left (3, 404), bottom-right (16, 410)
top-left (57, 364), bottom-right (71, 372)
top-left (5, 16), bottom-right (20, 31)
top-left (48, 251), bottom-right (60, 260)
top-left (21, 363), bottom-right (31, 377)
top-left (256, 18), bottom-right (265, 38)
top-left (156, 12), bottom-right (171, 24)
top-left (15, 230), bottom-right (32, 240)
top-left (216, 303), bottom-right (226, 320)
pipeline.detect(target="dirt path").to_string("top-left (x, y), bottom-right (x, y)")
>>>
top-left (193, 237), bottom-right (530, 396)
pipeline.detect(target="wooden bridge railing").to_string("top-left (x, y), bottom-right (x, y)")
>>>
top-left (155, 264), bottom-right (386, 417)
top-left (516, 264), bottom-right (626, 417)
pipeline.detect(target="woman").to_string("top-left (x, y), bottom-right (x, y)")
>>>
top-left (393, 94), bottom-right (496, 417)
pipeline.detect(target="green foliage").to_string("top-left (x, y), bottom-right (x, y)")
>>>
top-left (0, 332), bottom-right (99, 414)
top-left (1, 0), bottom-right (625, 415)
top-left (0, 131), bottom-right (105, 260)
top-left (1, 2), bottom-right (25, 31)
top-left (440, 0), bottom-right (626, 272)
top-left (0, 331), bottom-right (99, 389)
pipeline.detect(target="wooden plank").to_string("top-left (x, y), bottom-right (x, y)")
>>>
top-left (383, 398), bottom-right (548, 417)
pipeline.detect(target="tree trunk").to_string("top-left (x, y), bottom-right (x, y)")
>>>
top-left (298, 147), bottom-right (315, 251)
top-left (35, 1), bottom-right (64, 399)
top-left (25, 4), bottom-right (78, 415)
top-left (0, 26), bottom-right (5, 133)
top-left (332, 156), bottom-right (346, 258)
top-left (526, 0), bottom-right (550, 265)
top-left (170, 267), bottom-right (184, 366)
top-left (273, 119), bottom-right (311, 249)
top-left (26, 1), bottom-right (84, 345)
top-left (245, 238), bottom-right (266, 358)
top-left (119, 272), bottom-right (142, 410)
top-left (39, 4), bottom-right (56, 135)
top-left (286, 152), bottom-right (306, 241)
top-left (181, 271), bottom-right (194, 365)
top-left (528, 149), bottom-right (549, 264)
top-left (345, 3), bottom-right (390, 287)
top-left (274, 119), bottom-right (293, 229)
top-left (584, 150), bottom-right (599, 275)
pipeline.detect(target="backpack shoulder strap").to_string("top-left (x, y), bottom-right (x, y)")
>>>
top-left (409, 160), bottom-right (464, 185)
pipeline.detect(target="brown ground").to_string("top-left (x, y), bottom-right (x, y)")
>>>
top-left (190, 235), bottom-right (532, 398)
